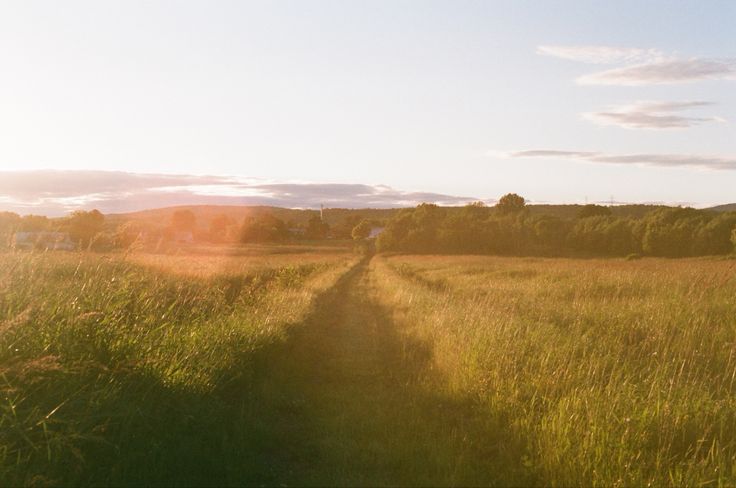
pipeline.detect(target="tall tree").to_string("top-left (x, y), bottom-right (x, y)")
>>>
top-left (209, 214), bottom-right (234, 243)
top-left (18, 215), bottom-right (50, 232)
top-left (306, 215), bottom-right (330, 239)
top-left (351, 219), bottom-right (373, 240)
top-left (578, 204), bottom-right (611, 219)
top-left (171, 209), bottom-right (196, 232)
top-left (0, 212), bottom-right (21, 248)
top-left (67, 210), bottom-right (105, 248)
top-left (240, 213), bottom-right (288, 243)
top-left (495, 193), bottom-right (526, 214)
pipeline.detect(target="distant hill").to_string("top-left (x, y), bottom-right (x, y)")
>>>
top-left (526, 204), bottom-right (671, 219)
top-left (104, 202), bottom-right (734, 233)
top-left (106, 205), bottom-right (401, 230)
top-left (706, 203), bottom-right (736, 212)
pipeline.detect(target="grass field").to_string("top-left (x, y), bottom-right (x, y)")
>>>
top-left (372, 255), bottom-right (736, 486)
top-left (2, 248), bottom-right (736, 486)
top-left (0, 248), bottom-right (357, 486)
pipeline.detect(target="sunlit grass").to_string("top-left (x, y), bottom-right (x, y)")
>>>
top-left (129, 248), bottom-right (351, 278)
top-left (0, 250), bottom-right (357, 486)
top-left (4, 249), bottom-right (736, 486)
top-left (373, 255), bottom-right (736, 486)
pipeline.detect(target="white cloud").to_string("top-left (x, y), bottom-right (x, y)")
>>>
top-left (509, 150), bottom-right (599, 159)
top-left (537, 45), bottom-right (664, 65)
top-left (503, 149), bottom-right (736, 171)
top-left (622, 101), bottom-right (712, 112)
top-left (578, 58), bottom-right (736, 85)
top-left (582, 100), bottom-right (725, 129)
top-left (538, 45), bottom-right (736, 85)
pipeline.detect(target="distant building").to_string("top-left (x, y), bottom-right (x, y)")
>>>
top-left (288, 227), bottom-right (306, 237)
top-left (13, 232), bottom-right (76, 251)
top-left (368, 227), bottom-right (385, 239)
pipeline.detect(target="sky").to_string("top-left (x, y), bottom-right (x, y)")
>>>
top-left (1, 0), bottom-right (735, 215)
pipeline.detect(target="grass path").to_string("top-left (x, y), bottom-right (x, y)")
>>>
top-left (242, 258), bottom-right (513, 486)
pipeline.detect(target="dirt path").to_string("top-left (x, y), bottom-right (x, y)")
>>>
top-left (241, 258), bottom-right (505, 486)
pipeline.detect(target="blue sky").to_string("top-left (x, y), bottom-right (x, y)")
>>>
top-left (1, 1), bottom-right (735, 214)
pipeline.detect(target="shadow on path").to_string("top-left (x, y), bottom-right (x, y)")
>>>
top-left (239, 258), bottom-right (530, 486)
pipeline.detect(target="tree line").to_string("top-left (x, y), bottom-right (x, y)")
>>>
top-left (4, 195), bottom-right (736, 257)
top-left (0, 208), bottom-right (382, 250)
top-left (0, 210), bottom-right (105, 250)
top-left (375, 194), bottom-right (736, 257)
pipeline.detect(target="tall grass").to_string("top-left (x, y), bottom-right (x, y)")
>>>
top-left (5, 249), bottom-right (736, 486)
top-left (0, 251), bottom-right (356, 486)
top-left (373, 255), bottom-right (736, 486)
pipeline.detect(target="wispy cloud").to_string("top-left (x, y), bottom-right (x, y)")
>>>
top-left (578, 58), bottom-right (736, 85)
top-left (501, 150), bottom-right (736, 171)
top-left (582, 100), bottom-right (725, 129)
top-left (0, 171), bottom-right (482, 216)
top-left (537, 45), bottom-right (664, 65)
top-left (539, 45), bottom-right (736, 85)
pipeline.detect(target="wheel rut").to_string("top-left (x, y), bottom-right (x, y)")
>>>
top-left (243, 258), bottom-right (504, 486)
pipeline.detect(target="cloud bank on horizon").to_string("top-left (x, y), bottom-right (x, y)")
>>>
top-left (0, 170), bottom-right (483, 216)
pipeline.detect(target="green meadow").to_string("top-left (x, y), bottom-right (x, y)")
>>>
top-left (2, 249), bottom-right (736, 486)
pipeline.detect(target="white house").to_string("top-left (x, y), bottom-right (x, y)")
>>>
top-left (368, 227), bottom-right (385, 239)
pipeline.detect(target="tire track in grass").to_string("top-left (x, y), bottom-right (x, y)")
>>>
top-left (242, 258), bottom-right (520, 486)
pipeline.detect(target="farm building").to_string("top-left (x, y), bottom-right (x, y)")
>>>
top-left (13, 232), bottom-right (76, 251)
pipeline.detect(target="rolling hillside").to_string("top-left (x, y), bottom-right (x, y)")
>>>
top-left (707, 203), bottom-right (736, 212)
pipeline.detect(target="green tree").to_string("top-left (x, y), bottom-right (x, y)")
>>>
top-left (605, 219), bottom-right (640, 255)
top-left (376, 210), bottom-right (413, 252)
top-left (306, 215), bottom-right (330, 240)
top-left (171, 209), bottom-right (196, 232)
top-left (375, 204), bottom-right (448, 253)
top-left (531, 215), bottom-right (569, 253)
top-left (332, 215), bottom-right (363, 239)
top-left (209, 214), bottom-right (234, 243)
top-left (488, 213), bottom-right (527, 254)
top-left (351, 219), bottom-right (373, 240)
top-left (0, 212), bottom-right (21, 248)
top-left (578, 204), bottom-right (612, 219)
top-left (114, 221), bottom-right (152, 249)
top-left (641, 208), bottom-right (705, 257)
top-left (240, 214), bottom-right (288, 243)
top-left (693, 213), bottom-right (736, 255)
top-left (18, 215), bottom-right (50, 232)
top-left (436, 204), bottom-right (491, 254)
top-left (404, 204), bottom-right (446, 253)
top-left (495, 193), bottom-right (526, 214)
top-left (67, 210), bottom-right (105, 248)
